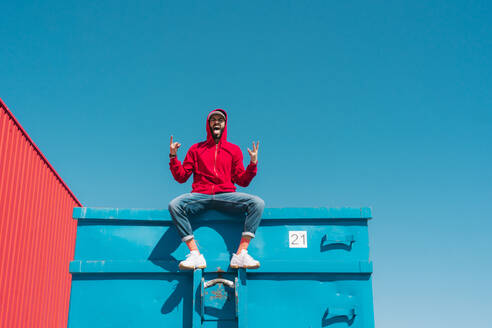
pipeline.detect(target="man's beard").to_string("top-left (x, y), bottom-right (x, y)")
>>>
top-left (212, 127), bottom-right (224, 140)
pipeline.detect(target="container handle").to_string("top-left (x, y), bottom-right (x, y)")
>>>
top-left (203, 278), bottom-right (235, 289)
top-left (200, 277), bottom-right (236, 320)
top-left (321, 234), bottom-right (355, 247)
top-left (323, 307), bottom-right (356, 321)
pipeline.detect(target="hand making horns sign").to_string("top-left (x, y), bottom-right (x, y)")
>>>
top-left (247, 141), bottom-right (260, 164)
top-left (170, 135), bottom-right (181, 156)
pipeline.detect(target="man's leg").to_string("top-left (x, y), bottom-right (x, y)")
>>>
top-left (213, 192), bottom-right (265, 268)
top-left (213, 192), bottom-right (265, 243)
top-left (237, 235), bottom-right (252, 254)
top-left (168, 193), bottom-right (210, 269)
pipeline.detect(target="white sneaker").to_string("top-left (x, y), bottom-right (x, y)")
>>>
top-left (230, 250), bottom-right (260, 269)
top-left (179, 251), bottom-right (207, 270)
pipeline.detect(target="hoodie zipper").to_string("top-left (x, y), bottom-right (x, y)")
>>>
top-left (214, 144), bottom-right (218, 176)
top-left (212, 144), bottom-right (218, 194)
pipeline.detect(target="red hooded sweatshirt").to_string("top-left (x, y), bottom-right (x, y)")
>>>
top-left (169, 109), bottom-right (257, 194)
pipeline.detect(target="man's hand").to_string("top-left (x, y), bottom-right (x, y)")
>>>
top-left (170, 135), bottom-right (181, 156)
top-left (247, 141), bottom-right (259, 164)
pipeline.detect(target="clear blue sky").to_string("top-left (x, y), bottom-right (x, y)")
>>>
top-left (1, 1), bottom-right (491, 326)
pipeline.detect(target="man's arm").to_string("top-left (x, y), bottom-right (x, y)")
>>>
top-left (169, 135), bottom-right (194, 183)
top-left (232, 141), bottom-right (259, 187)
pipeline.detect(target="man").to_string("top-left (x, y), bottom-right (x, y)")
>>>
top-left (168, 109), bottom-right (265, 270)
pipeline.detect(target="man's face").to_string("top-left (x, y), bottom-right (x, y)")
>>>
top-left (209, 114), bottom-right (226, 139)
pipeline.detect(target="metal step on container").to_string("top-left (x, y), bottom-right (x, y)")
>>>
top-left (68, 207), bottom-right (375, 328)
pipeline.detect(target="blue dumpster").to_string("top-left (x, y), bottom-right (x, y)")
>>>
top-left (68, 207), bottom-right (375, 327)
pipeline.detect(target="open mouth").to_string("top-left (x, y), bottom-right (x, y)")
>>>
top-left (213, 126), bottom-right (221, 132)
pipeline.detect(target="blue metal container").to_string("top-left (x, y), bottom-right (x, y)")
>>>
top-left (68, 207), bottom-right (374, 327)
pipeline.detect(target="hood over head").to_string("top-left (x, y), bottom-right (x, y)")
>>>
top-left (206, 108), bottom-right (227, 144)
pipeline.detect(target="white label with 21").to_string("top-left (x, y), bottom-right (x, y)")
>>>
top-left (289, 231), bottom-right (307, 248)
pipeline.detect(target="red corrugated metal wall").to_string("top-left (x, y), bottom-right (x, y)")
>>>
top-left (0, 98), bottom-right (81, 328)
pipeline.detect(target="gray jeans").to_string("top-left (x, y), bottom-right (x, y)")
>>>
top-left (168, 192), bottom-right (265, 241)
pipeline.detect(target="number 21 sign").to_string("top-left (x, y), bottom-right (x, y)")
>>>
top-left (289, 231), bottom-right (307, 248)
